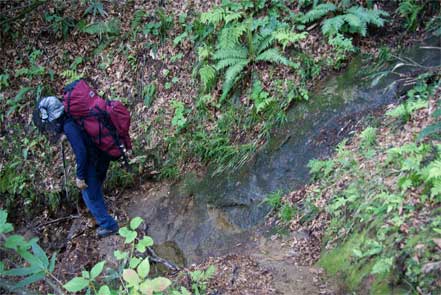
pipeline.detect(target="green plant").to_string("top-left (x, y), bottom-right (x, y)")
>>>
top-left (1, 212), bottom-right (182, 294)
top-left (61, 57), bottom-right (84, 83)
top-left (44, 12), bottom-right (76, 39)
top-left (264, 190), bottom-right (284, 209)
top-left (189, 265), bottom-right (216, 295)
top-left (279, 204), bottom-right (296, 223)
top-left (272, 29), bottom-right (308, 51)
top-left (0, 72), bottom-right (10, 90)
top-left (14, 50), bottom-right (45, 79)
top-left (359, 126), bottom-right (377, 148)
top-left (250, 79), bottom-right (276, 114)
top-left (0, 210), bottom-right (58, 292)
top-left (397, 0), bottom-right (423, 31)
top-left (142, 83), bottom-right (156, 107)
top-left (321, 6), bottom-right (388, 37)
top-left (327, 33), bottom-right (355, 69)
top-left (213, 18), bottom-right (296, 101)
top-left (301, 4), bottom-right (388, 38)
top-left (171, 100), bottom-right (187, 130)
top-left (84, 0), bottom-right (107, 18)
top-left (386, 99), bottom-right (427, 123)
top-left (307, 158), bottom-right (335, 180)
top-left (80, 18), bottom-right (121, 38)
top-left (143, 9), bottom-right (173, 42)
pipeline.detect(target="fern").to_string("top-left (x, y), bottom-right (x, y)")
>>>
top-left (81, 18), bottom-right (121, 36)
top-left (272, 29), bottom-right (308, 50)
top-left (254, 33), bottom-right (275, 56)
top-left (213, 47), bottom-right (248, 61)
top-left (360, 126), bottom-right (377, 148)
top-left (61, 70), bottom-right (82, 83)
top-left (199, 65), bottom-right (216, 92)
top-left (256, 48), bottom-right (291, 66)
top-left (211, 18), bottom-right (294, 101)
top-left (322, 15), bottom-right (346, 36)
top-left (220, 61), bottom-right (248, 101)
top-left (318, 6), bottom-right (388, 37)
top-left (201, 8), bottom-right (225, 26)
top-left (386, 99), bottom-right (428, 122)
top-left (217, 23), bottom-right (247, 49)
top-left (224, 11), bottom-right (243, 24)
top-left (302, 3), bottom-right (337, 23)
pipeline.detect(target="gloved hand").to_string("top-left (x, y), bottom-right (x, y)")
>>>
top-left (76, 178), bottom-right (88, 190)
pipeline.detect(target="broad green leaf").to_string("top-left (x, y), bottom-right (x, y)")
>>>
top-left (17, 249), bottom-right (43, 269)
top-left (98, 285), bottom-right (111, 295)
top-left (114, 250), bottom-right (128, 260)
top-left (130, 217), bottom-right (144, 230)
top-left (136, 236), bottom-right (154, 253)
top-left (129, 257), bottom-right (141, 269)
top-left (118, 227), bottom-right (137, 243)
top-left (49, 253), bottom-right (57, 273)
top-left (122, 269), bottom-right (140, 286)
top-left (13, 271), bottom-right (45, 289)
top-left (63, 276), bottom-right (90, 292)
top-left (2, 265), bottom-right (40, 276)
top-left (137, 257), bottom-right (150, 278)
top-left (4, 235), bottom-right (26, 250)
top-left (139, 281), bottom-right (153, 295)
top-left (0, 210), bottom-right (13, 234)
top-left (150, 277), bottom-right (171, 292)
top-left (90, 261), bottom-right (105, 279)
top-left (31, 242), bottom-right (49, 268)
top-left (82, 271), bottom-right (90, 279)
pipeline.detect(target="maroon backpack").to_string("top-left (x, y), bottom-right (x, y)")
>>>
top-left (63, 79), bottom-right (132, 161)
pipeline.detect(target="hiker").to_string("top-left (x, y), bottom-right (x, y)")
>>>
top-left (34, 93), bottom-right (127, 238)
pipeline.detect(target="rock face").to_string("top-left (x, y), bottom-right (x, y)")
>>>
top-left (127, 36), bottom-right (441, 270)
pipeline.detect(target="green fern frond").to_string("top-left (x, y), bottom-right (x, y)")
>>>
top-left (224, 11), bottom-right (243, 24)
top-left (197, 45), bottom-right (212, 61)
top-left (302, 3), bottom-right (337, 23)
top-left (431, 179), bottom-right (441, 197)
top-left (254, 33), bottom-right (275, 55)
top-left (343, 13), bottom-right (363, 33)
top-left (220, 61), bottom-right (249, 101)
top-left (217, 23), bottom-right (247, 49)
top-left (199, 65), bottom-right (216, 92)
top-left (322, 15), bottom-right (345, 36)
top-left (213, 47), bottom-right (248, 60)
top-left (347, 6), bottom-right (388, 28)
top-left (201, 8), bottom-right (225, 26)
top-left (256, 48), bottom-right (291, 66)
top-left (427, 160), bottom-right (441, 180)
top-left (216, 58), bottom-right (246, 71)
top-left (273, 29), bottom-right (308, 50)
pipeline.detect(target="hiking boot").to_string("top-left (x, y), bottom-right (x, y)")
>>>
top-left (96, 226), bottom-right (118, 238)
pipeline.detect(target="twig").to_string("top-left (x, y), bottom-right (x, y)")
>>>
top-left (34, 215), bottom-right (79, 229)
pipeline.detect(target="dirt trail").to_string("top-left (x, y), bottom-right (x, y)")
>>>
top-left (109, 183), bottom-right (339, 295)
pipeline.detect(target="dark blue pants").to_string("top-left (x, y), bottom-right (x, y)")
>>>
top-left (81, 156), bottom-right (118, 230)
